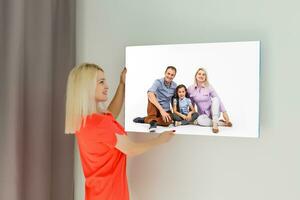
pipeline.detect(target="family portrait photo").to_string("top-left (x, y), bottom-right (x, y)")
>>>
top-left (125, 41), bottom-right (260, 138)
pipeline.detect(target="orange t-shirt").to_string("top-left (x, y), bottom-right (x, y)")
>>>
top-left (75, 113), bottom-right (129, 200)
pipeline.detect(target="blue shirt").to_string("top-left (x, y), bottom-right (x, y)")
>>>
top-left (148, 78), bottom-right (177, 111)
top-left (173, 97), bottom-right (192, 115)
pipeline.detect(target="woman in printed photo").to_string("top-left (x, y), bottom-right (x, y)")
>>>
top-left (188, 68), bottom-right (232, 133)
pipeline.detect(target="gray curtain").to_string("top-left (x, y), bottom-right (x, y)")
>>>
top-left (0, 0), bottom-right (75, 200)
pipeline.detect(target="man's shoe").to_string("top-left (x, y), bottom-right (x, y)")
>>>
top-left (149, 121), bottom-right (157, 132)
top-left (133, 117), bottom-right (145, 123)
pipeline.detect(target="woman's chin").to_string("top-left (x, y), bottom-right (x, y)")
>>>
top-left (102, 97), bottom-right (108, 102)
top-left (96, 97), bottom-right (108, 103)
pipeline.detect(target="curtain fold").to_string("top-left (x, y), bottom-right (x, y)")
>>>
top-left (0, 0), bottom-right (75, 199)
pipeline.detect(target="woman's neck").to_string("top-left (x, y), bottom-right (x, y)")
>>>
top-left (96, 106), bottom-right (106, 114)
top-left (197, 81), bottom-right (205, 87)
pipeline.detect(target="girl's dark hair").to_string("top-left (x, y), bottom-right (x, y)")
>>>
top-left (172, 84), bottom-right (189, 112)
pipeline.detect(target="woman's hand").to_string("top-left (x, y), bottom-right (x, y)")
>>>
top-left (115, 130), bottom-right (175, 157)
top-left (221, 112), bottom-right (232, 127)
top-left (107, 67), bottom-right (126, 118)
top-left (157, 130), bottom-right (175, 144)
top-left (222, 112), bottom-right (232, 127)
top-left (120, 67), bottom-right (127, 85)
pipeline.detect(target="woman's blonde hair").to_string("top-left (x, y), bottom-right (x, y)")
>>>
top-left (65, 63), bottom-right (103, 134)
top-left (194, 67), bottom-right (209, 87)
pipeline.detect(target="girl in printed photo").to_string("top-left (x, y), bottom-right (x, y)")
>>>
top-left (172, 84), bottom-right (199, 126)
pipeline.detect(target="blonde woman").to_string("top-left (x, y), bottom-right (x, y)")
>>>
top-left (187, 68), bottom-right (232, 133)
top-left (65, 63), bottom-right (174, 200)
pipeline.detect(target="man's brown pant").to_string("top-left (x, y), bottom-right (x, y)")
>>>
top-left (144, 100), bottom-right (173, 126)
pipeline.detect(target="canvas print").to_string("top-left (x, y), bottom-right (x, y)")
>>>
top-left (125, 41), bottom-right (260, 138)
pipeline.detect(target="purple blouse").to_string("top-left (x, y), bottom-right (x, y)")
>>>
top-left (187, 84), bottom-right (226, 118)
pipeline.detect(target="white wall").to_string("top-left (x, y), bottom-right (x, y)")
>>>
top-left (75, 0), bottom-right (300, 199)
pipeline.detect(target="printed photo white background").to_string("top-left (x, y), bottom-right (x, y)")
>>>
top-left (125, 41), bottom-right (260, 138)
